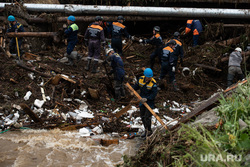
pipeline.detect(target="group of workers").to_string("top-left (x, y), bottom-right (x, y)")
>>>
top-left (6, 15), bottom-right (245, 138)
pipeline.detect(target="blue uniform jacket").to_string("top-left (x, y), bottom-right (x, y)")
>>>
top-left (106, 53), bottom-right (125, 81)
top-left (65, 23), bottom-right (79, 41)
top-left (185, 20), bottom-right (202, 35)
top-left (132, 76), bottom-right (157, 107)
top-left (112, 22), bottom-right (130, 39)
top-left (7, 22), bottom-right (25, 40)
top-left (145, 33), bottom-right (163, 48)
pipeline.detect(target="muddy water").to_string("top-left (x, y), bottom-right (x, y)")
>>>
top-left (0, 129), bottom-right (141, 167)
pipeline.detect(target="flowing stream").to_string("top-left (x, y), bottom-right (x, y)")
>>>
top-left (0, 129), bottom-right (142, 167)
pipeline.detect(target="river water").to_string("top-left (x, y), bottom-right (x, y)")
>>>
top-left (0, 129), bottom-right (141, 167)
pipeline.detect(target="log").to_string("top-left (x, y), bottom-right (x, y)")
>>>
top-left (114, 104), bottom-right (132, 118)
top-left (17, 63), bottom-right (51, 78)
top-left (100, 139), bottom-right (119, 146)
top-left (125, 82), bottom-right (168, 130)
top-left (6, 32), bottom-right (56, 38)
top-left (195, 63), bottom-right (222, 72)
top-left (169, 78), bottom-right (249, 131)
top-left (20, 103), bottom-right (43, 123)
top-left (217, 36), bottom-right (241, 47)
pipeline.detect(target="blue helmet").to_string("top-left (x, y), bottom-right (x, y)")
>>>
top-left (8, 15), bottom-right (15, 22)
top-left (144, 68), bottom-right (153, 78)
top-left (67, 15), bottom-right (75, 22)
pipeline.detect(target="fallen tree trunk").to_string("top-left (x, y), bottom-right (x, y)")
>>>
top-left (6, 32), bottom-right (56, 38)
top-left (195, 63), bottom-right (222, 72)
top-left (17, 63), bottom-right (51, 78)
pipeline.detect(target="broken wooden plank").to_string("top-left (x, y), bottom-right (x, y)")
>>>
top-left (114, 104), bottom-right (132, 118)
top-left (17, 63), bottom-right (51, 78)
top-left (60, 74), bottom-right (76, 84)
top-left (195, 63), bottom-right (222, 72)
top-left (125, 82), bottom-right (168, 130)
top-left (100, 139), bottom-right (119, 146)
top-left (126, 55), bottom-right (136, 59)
top-left (20, 103), bottom-right (43, 123)
top-left (169, 78), bottom-right (249, 131)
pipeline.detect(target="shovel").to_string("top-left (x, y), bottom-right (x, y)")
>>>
top-left (15, 37), bottom-right (23, 64)
top-left (102, 62), bottom-right (115, 97)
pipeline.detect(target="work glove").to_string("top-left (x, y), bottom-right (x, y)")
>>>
top-left (15, 28), bottom-right (18, 33)
top-left (180, 58), bottom-right (184, 66)
top-left (139, 39), bottom-right (144, 43)
top-left (122, 40), bottom-right (126, 44)
top-left (102, 59), bottom-right (108, 65)
top-left (63, 24), bottom-right (67, 29)
top-left (140, 98), bottom-right (147, 103)
top-left (172, 66), bottom-right (175, 72)
top-left (130, 36), bottom-right (135, 41)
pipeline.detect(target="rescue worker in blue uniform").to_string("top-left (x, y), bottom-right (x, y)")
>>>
top-left (132, 68), bottom-right (157, 138)
top-left (84, 16), bottom-right (106, 73)
top-left (171, 32), bottom-right (184, 67)
top-left (64, 15), bottom-right (79, 66)
top-left (111, 16), bottom-right (132, 58)
top-left (104, 48), bottom-right (125, 100)
top-left (6, 15), bottom-right (25, 57)
top-left (160, 39), bottom-right (179, 91)
top-left (184, 19), bottom-right (202, 46)
top-left (139, 26), bottom-right (163, 70)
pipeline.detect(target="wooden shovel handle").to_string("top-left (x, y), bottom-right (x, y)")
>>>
top-left (125, 82), bottom-right (168, 130)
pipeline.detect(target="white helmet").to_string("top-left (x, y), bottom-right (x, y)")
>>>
top-left (105, 48), bottom-right (114, 55)
top-left (235, 47), bottom-right (242, 53)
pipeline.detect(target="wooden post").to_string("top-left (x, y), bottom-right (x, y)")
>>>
top-left (125, 82), bottom-right (168, 130)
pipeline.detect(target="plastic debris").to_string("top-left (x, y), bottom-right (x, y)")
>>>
top-left (34, 99), bottom-right (45, 108)
top-left (24, 91), bottom-right (32, 101)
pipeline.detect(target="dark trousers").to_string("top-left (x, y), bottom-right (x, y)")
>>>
top-left (160, 61), bottom-right (175, 82)
top-left (9, 38), bottom-right (22, 55)
top-left (87, 40), bottom-right (101, 61)
top-left (67, 40), bottom-right (77, 55)
top-left (111, 38), bottom-right (122, 57)
top-left (140, 104), bottom-right (153, 132)
top-left (114, 79), bottom-right (125, 99)
top-left (150, 47), bottom-right (162, 69)
top-left (193, 35), bottom-right (199, 46)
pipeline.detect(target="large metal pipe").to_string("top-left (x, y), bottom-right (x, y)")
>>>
top-left (0, 3), bottom-right (250, 19)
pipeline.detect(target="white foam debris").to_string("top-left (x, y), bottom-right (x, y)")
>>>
top-left (34, 99), bottom-right (45, 108)
top-left (63, 98), bottom-right (72, 102)
top-left (163, 115), bottom-right (174, 121)
top-left (24, 91), bottom-right (32, 101)
top-left (153, 108), bottom-right (159, 113)
top-left (79, 127), bottom-right (91, 137)
top-left (172, 101), bottom-right (180, 107)
top-left (127, 106), bottom-right (137, 117)
top-left (112, 108), bottom-right (120, 114)
top-left (186, 108), bottom-right (191, 113)
top-left (77, 111), bottom-right (94, 119)
top-left (92, 125), bottom-right (103, 134)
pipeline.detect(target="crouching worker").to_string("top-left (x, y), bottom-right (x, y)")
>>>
top-left (64, 15), bottom-right (79, 66)
top-left (103, 48), bottom-right (125, 100)
top-left (227, 47), bottom-right (245, 87)
top-left (132, 68), bottom-right (157, 138)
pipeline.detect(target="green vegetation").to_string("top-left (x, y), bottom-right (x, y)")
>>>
top-left (122, 78), bottom-right (250, 167)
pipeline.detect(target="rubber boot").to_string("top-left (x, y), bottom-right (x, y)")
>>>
top-left (66, 57), bottom-right (74, 66)
top-left (85, 59), bottom-right (91, 71)
top-left (227, 74), bottom-right (234, 87)
top-left (238, 74), bottom-right (245, 81)
top-left (172, 80), bottom-right (180, 91)
top-left (91, 61), bottom-right (99, 73)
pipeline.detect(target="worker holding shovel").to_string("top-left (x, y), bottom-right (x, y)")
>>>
top-left (103, 48), bottom-right (125, 101)
top-left (132, 68), bottom-right (157, 138)
top-left (6, 15), bottom-right (25, 59)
